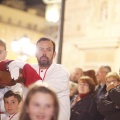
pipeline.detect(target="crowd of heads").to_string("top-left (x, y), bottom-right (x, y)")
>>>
top-left (69, 65), bottom-right (120, 99)
top-left (0, 37), bottom-right (120, 120)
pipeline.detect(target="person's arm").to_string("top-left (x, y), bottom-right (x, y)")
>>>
top-left (0, 60), bottom-right (42, 87)
top-left (108, 85), bottom-right (120, 108)
top-left (22, 64), bottom-right (42, 87)
top-left (0, 59), bottom-right (13, 71)
top-left (97, 94), bottom-right (117, 115)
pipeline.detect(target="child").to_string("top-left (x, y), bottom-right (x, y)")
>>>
top-left (19, 85), bottom-right (59, 120)
top-left (2, 90), bottom-right (22, 120)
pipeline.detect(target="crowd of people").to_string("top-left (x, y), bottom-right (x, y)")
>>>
top-left (0, 38), bottom-right (120, 120)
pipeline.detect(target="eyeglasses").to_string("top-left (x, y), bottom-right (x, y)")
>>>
top-left (79, 83), bottom-right (89, 87)
top-left (106, 80), bottom-right (118, 85)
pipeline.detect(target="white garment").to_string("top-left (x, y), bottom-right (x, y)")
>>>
top-left (2, 112), bottom-right (20, 120)
top-left (32, 62), bottom-right (70, 120)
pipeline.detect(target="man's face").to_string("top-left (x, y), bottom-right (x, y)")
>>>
top-left (70, 69), bottom-right (82, 82)
top-left (0, 45), bottom-right (7, 61)
top-left (35, 41), bottom-right (56, 68)
top-left (96, 67), bottom-right (107, 84)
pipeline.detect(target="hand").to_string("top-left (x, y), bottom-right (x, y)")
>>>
top-left (10, 67), bottom-right (20, 80)
top-left (106, 82), bottom-right (115, 91)
top-left (8, 60), bottom-right (26, 70)
top-left (8, 60), bottom-right (26, 80)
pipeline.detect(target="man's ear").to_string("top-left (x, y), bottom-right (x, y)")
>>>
top-left (35, 50), bottom-right (38, 58)
top-left (5, 51), bottom-right (7, 57)
top-left (4, 51), bottom-right (7, 58)
top-left (53, 51), bottom-right (56, 58)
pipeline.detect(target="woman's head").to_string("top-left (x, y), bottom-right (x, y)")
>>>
top-left (78, 76), bottom-right (95, 94)
top-left (105, 72), bottom-right (120, 86)
top-left (19, 85), bottom-right (59, 120)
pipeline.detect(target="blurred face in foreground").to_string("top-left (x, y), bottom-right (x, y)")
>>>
top-left (27, 92), bottom-right (55, 120)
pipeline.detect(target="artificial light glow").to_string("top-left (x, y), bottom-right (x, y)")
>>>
top-left (43, 0), bottom-right (61, 4)
top-left (11, 40), bottom-right (20, 53)
top-left (11, 37), bottom-right (36, 56)
top-left (45, 4), bottom-right (60, 23)
top-left (22, 43), bottom-right (36, 56)
top-left (19, 37), bottom-right (30, 49)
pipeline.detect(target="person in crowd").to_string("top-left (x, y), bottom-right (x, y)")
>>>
top-left (19, 85), bottom-right (59, 120)
top-left (69, 67), bottom-right (83, 83)
top-left (2, 90), bottom-right (22, 120)
top-left (0, 39), bottom-right (7, 61)
top-left (0, 39), bottom-right (8, 117)
top-left (94, 65), bottom-right (111, 120)
top-left (1, 37), bottom-right (70, 120)
top-left (97, 72), bottom-right (120, 120)
top-left (83, 69), bottom-right (98, 85)
top-left (70, 76), bottom-right (98, 120)
top-left (69, 81), bottom-right (78, 100)
top-left (0, 39), bottom-right (26, 120)
top-left (95, 65), bottom-right (111, 102)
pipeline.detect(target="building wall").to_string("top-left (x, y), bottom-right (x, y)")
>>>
top-left (0, 5), bottom-right (45, 63)
top-left (63, 0), bottom-right (120, 72)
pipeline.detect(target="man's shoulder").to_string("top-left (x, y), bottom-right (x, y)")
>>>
top-left (51, 63), bottom-right (68, 72)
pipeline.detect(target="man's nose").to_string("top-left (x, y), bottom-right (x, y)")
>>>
top-left (42, 49), bottom-right (47, 54)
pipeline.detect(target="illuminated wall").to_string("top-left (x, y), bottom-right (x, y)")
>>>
top-left (0, 5), bottom-right (45, 63)
top-left (63, 0), bottom-right (120, 72)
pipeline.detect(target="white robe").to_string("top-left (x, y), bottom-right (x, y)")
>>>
top-left (32, 62), bottom-right (70, 120)
top-left (2, 112), bottom-right (20, 120)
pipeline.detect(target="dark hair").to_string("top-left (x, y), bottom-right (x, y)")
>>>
top-left (78, 76), bottom-right (96, 93)
top-left (0, 39), bottom-right (6, 50)
top-left (4, 90), bottom-right (22, 103)
top-left (83, 69), bottom-right (98, 85)
top-left (19, 85), bottom-right (59, 120)
top-left (36, 37), bottom-right (55, 52)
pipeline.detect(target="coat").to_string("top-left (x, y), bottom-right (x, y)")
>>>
top-left (32, 62), bottom-right (70, 120)
top-left (70, 94), bottom-right (98, 120)
top-left (97, 85), bottom-right (120, 120)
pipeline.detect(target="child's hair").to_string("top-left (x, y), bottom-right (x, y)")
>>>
top-left (19, 85), bottom-right (59, 120)
top-left (4, 90), bottom-right (22, 103)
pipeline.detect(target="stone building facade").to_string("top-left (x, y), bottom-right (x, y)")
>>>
top-left (63, 0), bottom-right (120, 72)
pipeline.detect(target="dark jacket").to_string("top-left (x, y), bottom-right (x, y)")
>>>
top-left (97, 85), bottom-right (120, 120)
top-left (70, 94), bottom-right (98, 120)
top-left (94, 84), bottom-right (107, 120)
top-left (94, 84), bottom-right (107, 102)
